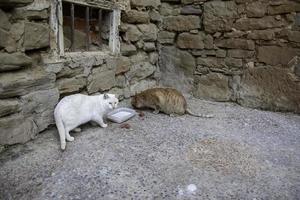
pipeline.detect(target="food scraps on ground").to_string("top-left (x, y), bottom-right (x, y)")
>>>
top-left (120, 123), bottom-right (131, 129)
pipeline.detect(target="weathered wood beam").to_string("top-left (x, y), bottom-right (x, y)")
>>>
top-left (109, 9), bottom-right (120, 54)
top-left (63, 0), bottom-right (127, 10)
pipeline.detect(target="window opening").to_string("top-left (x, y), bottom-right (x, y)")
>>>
top-left (62, 1), bottom-right (111, 52)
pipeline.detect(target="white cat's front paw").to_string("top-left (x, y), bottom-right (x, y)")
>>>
top-left (67, 136), bottom-right (74, 142)
top-left (101, 123), bottom-right (108, 128)
top-left (61, 142), bottom-right (66, 150)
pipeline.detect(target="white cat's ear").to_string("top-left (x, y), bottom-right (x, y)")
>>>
top-left (103, 93), bottom-right (109, 99)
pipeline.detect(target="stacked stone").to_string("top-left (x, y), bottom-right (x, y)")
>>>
top-left (0, 0), bottom-right (161, 146)
top-left (55, 0), bottom-right (161, 100)
top-left (0, 0), bottom-right (59, 145)
top-left (158, 0), bottom-right (300, 113)
top-left (118, 0), bottom-right (161, 96)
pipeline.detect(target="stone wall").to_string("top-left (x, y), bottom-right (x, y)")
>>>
top-left (157, 0), bottom-right (300, 113)
top-left (0, 0), bottom-right (159, 145)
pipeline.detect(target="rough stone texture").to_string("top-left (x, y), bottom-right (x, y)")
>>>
top-left (203, 1), bottom-right (238, 33)
top-left (227, 49), bottom-right (255, 59)
top-left (0, 66), bottom-right (56, 98)
top-left (130, 0), bottom-right (161, 8)
top-left (196, 57), bottom-right (243, 75)
top-left (0, 99), bottom-right (21, 118)
top-left (247, 30), bottom-right (275, 40)
top-left (162, 16), bottom-right (200, 32)
top-left (57, 77), bottom-right (86, 95)
top-left (193, 73), bottom-right (231, 101)
top-left (87, 70), bottom-right (116, 94)
top-left (12, 8), bottom-right (48, 20)
top-left (124, 24), bottom-right (142, 42)
top-left (149, 10), bottom-right (161, 22)
top-left (287, 30), bottom-right (300, 43)
top-left (158, 31), bottom-right (175, 44)
top-left (122, 10), bottom-right (149, 24)
top-left (143, 42), bottom-right (156, 52)
top-left (126, 62), bottom-right (156, 83)
top-left (177, 33), bottom-right (204, 49)
top-left (24, 22), bottom-right (50, 50)
top-left (160, 2), bottom-right (180, 16)
top-left (149, 52), bottom-right (159, 65)
top-left (129, 79), bottom-right (157, 95)
top-left (216, 38), bottom-right (255, 50)
top-left (21, 88), bottom-right (59, 132)
top-left (0, 88), bottom-right (58, 145)
top-left (181, 5), bottom-right (202, 15)
top-left (268, 2), bottom-right (300, 15)
top-left (115, 56), bottom-right (130, 75)
top-left (0, 115), bottom-right (38, 145)
top-left (0, 0), bottom-right (33, 7)
top-left (238, 67), bottom-right (300, 113)
top-left (179, 50), bottom-right (196, 75)
top-left (257, 46), bottom-right (299, 66)
top-left (234, 16), bottom-right (287, 31)
top-left (0, 29), bottom-right (17, 53)
top-left (0, 52), bottom-right (32, 72)
top-left (159, 46), bottom-right (194, 92)
top-left (0, 9), bottom-right (11, 31)
top-left (121, 43), bottom-right (137, 56)
top-left (137, 23), bottom-right (158, 42)
top-left (246, 1), bottom-right (267, 18)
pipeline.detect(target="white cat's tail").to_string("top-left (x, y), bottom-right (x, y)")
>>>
top-left (54, 111), bottom-right (66, 150)
top-left (186, 108), bottom-right (214, 118)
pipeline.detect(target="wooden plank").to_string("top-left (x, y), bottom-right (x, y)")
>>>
top-left (70, 3), bottom-right (75, 51)
top-left (50, 0), bottom-right (59, 57)
top-left (98, 9), bottom-right (102, 47)
top-left (85, 6), bottom-right (90, 51)
top-left (63, 0), bottom-right (128, 10)
top-left (109, 9), bottom-right (120, 54)
top-left (57, 0), bottom-right (64, 56)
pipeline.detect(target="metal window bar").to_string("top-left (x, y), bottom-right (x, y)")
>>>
top-left (85, 6), bottom-right (90, 51)
top-left (66, 3), bottom-right (103, 52)
top-left (70, 3), bottom-right (75, 51)
top-left (98, 9), bottom-right (102, 47)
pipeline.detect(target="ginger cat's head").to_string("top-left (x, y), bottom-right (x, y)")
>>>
top-left (131, 94), bottom-right (145, 108)
top-left (103, 93), bottom-right (119, 109)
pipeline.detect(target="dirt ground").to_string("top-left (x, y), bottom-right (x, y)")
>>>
top-left (0, 97), bottom-right (299, 200)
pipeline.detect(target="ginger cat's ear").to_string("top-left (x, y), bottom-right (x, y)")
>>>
top-left (103, 93), bottom-right (109, 99)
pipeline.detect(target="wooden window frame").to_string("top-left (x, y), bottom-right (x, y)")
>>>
top-left (50, 0), bottom-right (123, 57)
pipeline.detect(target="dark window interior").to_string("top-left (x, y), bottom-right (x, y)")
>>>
top-left (62, 1), bottom-right (111, 52)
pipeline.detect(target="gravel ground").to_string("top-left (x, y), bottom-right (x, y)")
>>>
top-left (0, 97), bottom-right (300, 200)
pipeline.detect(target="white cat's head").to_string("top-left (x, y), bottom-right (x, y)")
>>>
top-left (103, 93), bottom-right (119, 109)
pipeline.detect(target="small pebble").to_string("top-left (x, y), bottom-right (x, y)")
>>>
top-left (186, 184), bottom-right (197, 193)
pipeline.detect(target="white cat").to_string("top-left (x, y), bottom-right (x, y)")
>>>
top-left (54, 93), bottom-right (118, 150)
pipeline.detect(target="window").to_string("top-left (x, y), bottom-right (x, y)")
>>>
top-left (50, 0), bottom-right (126, 57)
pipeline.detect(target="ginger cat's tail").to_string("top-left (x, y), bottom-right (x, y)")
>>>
top-left (186, 108), bottom-right (214, 118)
